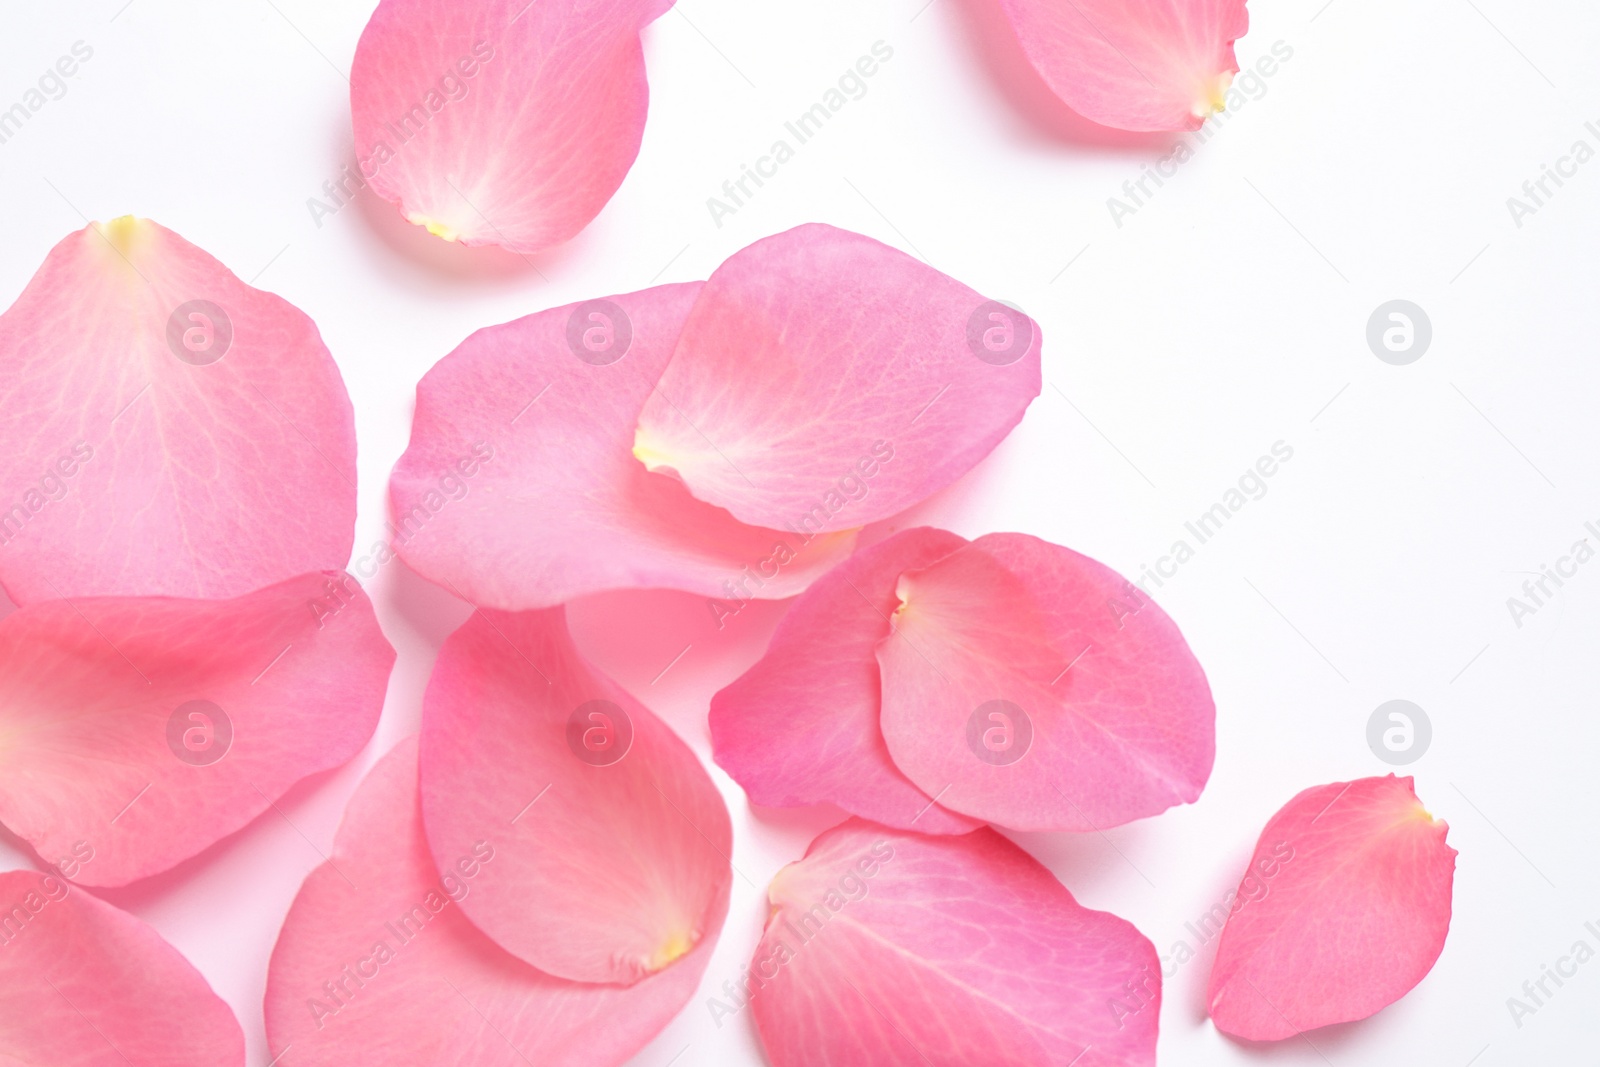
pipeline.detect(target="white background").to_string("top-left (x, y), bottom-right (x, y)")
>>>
top-left (3, 0), bottom-right (1599, 1064)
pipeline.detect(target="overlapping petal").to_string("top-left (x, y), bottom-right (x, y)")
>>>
top-left (878, 533), bottom-right (1214, 831)
top-left (350, 0), bottom-right (671, 252)
top-left (266, 737), bottom-right (717, 1067)
top-left (996, 0), bottom-right (1250, 131)
top-left (390, 282), bottom-right (855, 609)
top-left (749, 820), bottom-right (1160, 1066)
top-left (0, 218), bottom-right (357, 603)
top-left (633, 224), bottom-right (1042, 533)
top-left (0, 869), bottom-right (243, 1065)
top-left (711, 528), bottom-right (979, 834)
top-left (1207, 775), bottom-right (1457, 1040)
top-left (0, 571), bottom-right (393, 886)
top-left (420, 606), bottom-right (731, 985)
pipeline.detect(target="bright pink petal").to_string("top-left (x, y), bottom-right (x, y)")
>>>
top-left (350, 0), bottom-right (669, 252)
top-left (0, 571), bottom-right (393, 886)
top-left (266, 737), bottom-right (717, 1067)
top-left (0, 218), bottom-right (356, 602)
top-left (878, 533), bottom-right (1214, 832)
top-left (1207, 775), bottom-right (1457, 1040)
top-left (711, 528), bottom-right (979, 834)
top-left (390, 283), bottom-right (855, 609)
top-left (420, 606), bottom-right (731, 985)
top-left (0, 869), bottom-right (243, 1065)
top-left (750, 820), bottom-right (1159, 1066)
top-left (997, 0), bottom-right (1250, 131)
top-left (633, 224), bottom-right (1042, 533)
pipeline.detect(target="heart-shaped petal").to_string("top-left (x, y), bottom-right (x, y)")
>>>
top-left (0, 571), bottom-right (393, 886)
top-left (420, 606), bottom-right (731, 984)
top-left (1207, 775), bottom-right (1457, 1040)
top-left (0, 218), bottom-right (357, 602)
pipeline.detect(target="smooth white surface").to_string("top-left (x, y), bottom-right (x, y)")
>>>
top-left (2, 0), bottom-right (1598, 1063)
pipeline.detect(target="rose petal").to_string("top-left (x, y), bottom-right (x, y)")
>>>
top-left (0, 218), bottom-right (357, 602)
top-left (420, 606), bottom-right (731, 985)
top-left (0, 869), bottom-right (243, 1065)
top-left (266, 736), bottom-right (718, 1067)
top-left (633, 224), bottom-right (1041, 533)
top-left (878, 533), bottom-right (1214, 831)
top-left (711, 528), bottom-right (980, 834)
top-left (749, 820), bottom-right (1160, 1066)
top-left (996, 0), bottom-right (1250, 131)
top-left (390, 282), bottom-right (855, 609)
top-left (350, 0), bottom-right (669, 252)
top-left (0, 571), bottom-right (393, 886)
top-left (1207, 775), bottom-right (1457, 1040)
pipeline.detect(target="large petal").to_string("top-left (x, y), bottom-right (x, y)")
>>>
top-left (0, 218), bottom-right (357, 602)
top-left (420, 606), bottom-right (731, 985)
top-left (633, 224), bottom-right (1042, 533)
top-left (878, 533), bottom-right (1214, 832)
top-left (996, 0), bottom-right (1250, 132)
top-left (266, 737), bottom-right (717, 1067)
top-left (711, 528), bottom-right (979, 834)
top-left (390, 282), bottom-right (854, 609)
top-left (350, 0), bottom-right (670, 252)
top-left (0, 869), bottom-right (243, 1065)
top-left (0, 571), bottom-right (393, 886)
top-left (1207, 775), bottom-right (1457, 1040)
top-left (749, 820), bottom-right (1159, 1066)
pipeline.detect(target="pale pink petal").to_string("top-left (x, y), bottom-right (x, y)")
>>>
top-left (0, 571), bottom-right (393, 886)
top-left (0, 218), bottom-right (357, 602)
top-left (749, 820), bottom-right (1159, 1066)
top-left (420, 606), bottom-right (731, 985)
top-left (997, 0), bottom-right (1250, 131)
top-left (633, 224), bottom-right (1042, 533)
top-left (0, 869), bottom-right (243, 1065)
top-left (711, 528), bottom-right (979, 834)
top-left (390, 283), bottom-right (854, 609)
top-left (266, 737), bottom-right (718, 1067)
top-left (1207, 775), bottom-right (1457, 1040)
top-left (350, 0), bottom-right (669, 252)
top-left (878, 533), bottom-right (1214, 831)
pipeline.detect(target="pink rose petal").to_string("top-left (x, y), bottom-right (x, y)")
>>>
top-left (997, 0), bottom-right (1250, 131)
top-left (420, 606), bottom-right (731, 985)
top-left (0, 218), bottom-right (357, 602)
top-left (350, 0), bottom-right (670, 252)
top-left (0, 571), bottom-right (393, 887)
top-left (749, 820), bottom-right (1160, 1066)
top-left (633, 224), bottom-right (1042, 533)
top-left (266, 737), bottom-right (718, 1067)
top-left (711, 528), bottom-right (980, 834)
top-left (1207, 775), bottom-right (1457, 1040)
top-left (878, 533), bottom-right (1214, 831)
top-left (390, 282), bottom-right (855, 609)
top-left (0, 869), bottom-right (243, 1065)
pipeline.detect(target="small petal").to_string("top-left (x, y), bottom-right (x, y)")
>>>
top-left (351, 0), bottom-right (671, 252)
top-left (634, 224), bottom-right (1041, 533)
top-left (711, 528), bottom-right (979, 833)
top-left (0, 571), bottom-right (393, 886)
top-left (0, 218), bottom-right (357, 602)
top-left (267, 737), bottom-right (717, 1067)
top-left (1207, 775), bottom-right (1457, 1040)
top-left (997, 0), bottom-right (1250, 131)
top-left (752, 820), bottom-right (1160, 1066)
top-left (0, 869), bottom-right (243, 1065)
top-left (390, 283), bottom-right (854, 609)
top-left (420, 606), bottom-right (731, 984)
top-left (878, 533), bottom-right (1214, 831)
